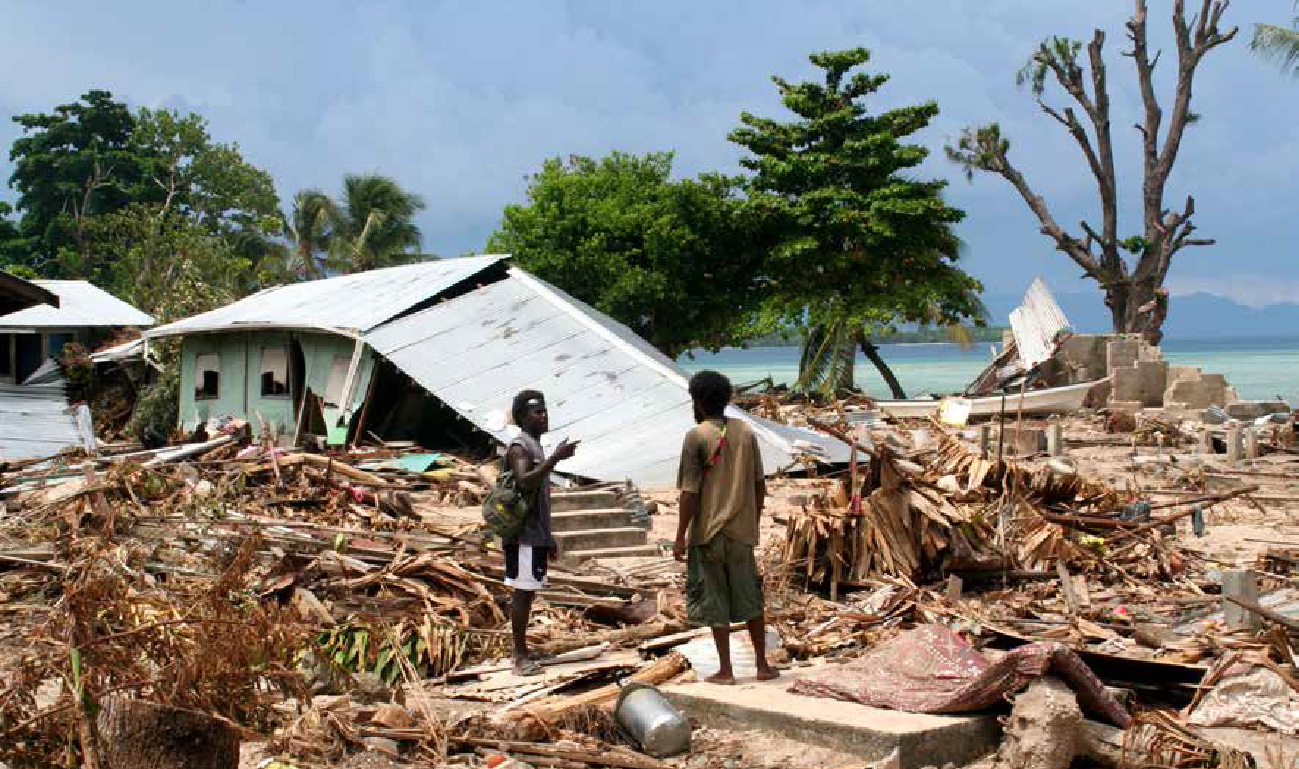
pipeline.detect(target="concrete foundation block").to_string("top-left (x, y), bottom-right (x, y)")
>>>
top-left (663, 676), bottom-right (1000, 769)
top-left (1111, 366), bottom-right (1142, 402)
top-left (1225, 425), bottom-right (1243, 463)
top-left (1106, 337), bottom-right (1141, 375)
top-left (1167, 365), bottom-right (1201, 385)
top-left (1047, 422), bottom-right (1064, 457)
top-left (1136, 360), bottom-right (1169, 407)
top-left (994, 427), bottom-right (1046, 456)
top-left (1225, 400), bottom-right (1290, 420)
top-left (1108, 400), bottom-right (1144, 413)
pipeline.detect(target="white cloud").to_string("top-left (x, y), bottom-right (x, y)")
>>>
top-left (0, 0), bottom-right (1294, 297)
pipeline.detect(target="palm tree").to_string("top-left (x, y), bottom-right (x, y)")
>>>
top-left (1253, 3), bottom-right (1299, 75)
top-left (326, 174), bottom-right (426, 274)
top-left (284, 189), bottom-right (335, 279)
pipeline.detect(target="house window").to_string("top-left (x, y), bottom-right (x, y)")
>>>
top-left (323, 355), bottom-right (351, 407)
top-left (260, 346), bottom-right (289, 396)
top-left (195, 353), bottom-right (220, 400)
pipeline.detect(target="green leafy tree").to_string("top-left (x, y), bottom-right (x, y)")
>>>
top-left (1253, 1), bottom-right (1299, 74)
top-left (131, 108), bottom-right (283, 289)
top-left (730, 48), bottom-right (984, 398)
top-left (0, 201), bottom-right (26, 271)
top-left (324, 174), bottom-right (426, 274)
top-left (947, 0), bottom-right (1236, 344)
top-left (7, 90), bottom-right (150, 275)
top-left (486, 152), bottom-right (766, 359)
top-left (85, 203), bottom-right (248, 324)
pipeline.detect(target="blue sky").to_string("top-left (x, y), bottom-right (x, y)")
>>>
top-left (1, 0), bottom-right (1296, 306)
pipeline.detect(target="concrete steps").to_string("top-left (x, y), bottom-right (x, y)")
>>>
top-left (551, 489), bottom-right (621, 512)
top-left (550, 489), bottom-right (658, 562)
top-left (569, 544), bottom-right (663, 560)
top-left (551, 508), bottom-right (639, 532)
top-left (553, 526), bottom-right (648, 552)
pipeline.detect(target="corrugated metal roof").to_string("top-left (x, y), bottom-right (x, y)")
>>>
top-left (1010, 277), bottom-right (1072, 369)
top-left (0, 280), bottom-right (153, 329)
top-left (90, 338), bottom-right (145, 364)
top-left (364, 268), bottom-right (851, 487)
top-left (146, 255), bottom-right (506, 338)
top-left (0, 383), bottom-right (94, 461)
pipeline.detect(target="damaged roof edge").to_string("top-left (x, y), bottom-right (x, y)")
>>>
top-left (364, 271), bottom-right (854, 487)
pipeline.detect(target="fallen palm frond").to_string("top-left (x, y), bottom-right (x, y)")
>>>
top-left (783, 445), bottom-right (996, 584)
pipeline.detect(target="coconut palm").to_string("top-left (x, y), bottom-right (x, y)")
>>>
top-left (284, 189), bottom-right (335, 280)
top-left (1252, 3), bottom-right (1299, 75)
top-left (325, 174), bottom-right (427, 274)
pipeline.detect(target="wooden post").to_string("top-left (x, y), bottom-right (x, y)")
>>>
top-left (1222, 570), bottom-right (1262, 631)
top-left (979, 424), bottom-right (992, 458)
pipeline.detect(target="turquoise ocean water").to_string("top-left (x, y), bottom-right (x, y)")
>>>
top-left (678, 337), bottom-right (1299, 404)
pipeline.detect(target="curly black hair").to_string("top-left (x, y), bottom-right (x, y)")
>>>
top-left (512, 389), bottom-right (545, 426)
top-left (688, 370), bottom-right (732, 418)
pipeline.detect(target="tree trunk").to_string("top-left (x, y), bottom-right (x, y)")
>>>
top-left (98, 696), bottom-right (240, 769)
top-left (1105, 279), bottom-right (1166, 345)
top-left (857, 332), bottom-right (907, 399)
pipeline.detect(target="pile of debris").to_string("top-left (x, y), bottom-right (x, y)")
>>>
top-left (1, 388), bottom-right (1297, 769)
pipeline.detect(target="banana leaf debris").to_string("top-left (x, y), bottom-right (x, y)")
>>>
top-left (0, 397), bottom-right (1297, 769)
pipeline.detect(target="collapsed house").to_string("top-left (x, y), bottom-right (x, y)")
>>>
top-left (144, 255), bottom-right (850, 487)
top-left (0, 278), bottom-right (154, 385)
top-left (0, 276), bottom-right (147, 461)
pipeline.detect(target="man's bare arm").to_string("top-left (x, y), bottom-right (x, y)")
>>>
top-left (673, 491), bottom-right (700, 561)
top-left (507, 443), bottom-right (574, 491)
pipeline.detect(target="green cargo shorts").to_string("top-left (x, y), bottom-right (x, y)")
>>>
top-left (686, 533), bottom-right (764, 627)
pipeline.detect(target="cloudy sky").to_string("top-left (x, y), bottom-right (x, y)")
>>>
top-left (1, 0), bottom-right (1295, 305)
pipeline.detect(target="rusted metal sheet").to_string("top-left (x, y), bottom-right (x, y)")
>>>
top-left (364, 269), bottom-right (851, 487)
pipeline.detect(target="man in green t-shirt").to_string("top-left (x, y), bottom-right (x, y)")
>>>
top-left (673, 370), bottom-right (778, 684)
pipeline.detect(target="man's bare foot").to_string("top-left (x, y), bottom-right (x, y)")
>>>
top-left (704, 671), bottom-right (736, 685)
top-left (513, 658), bottom-right (543, 677)
top-left (755, 666), bottom-right (781, 681)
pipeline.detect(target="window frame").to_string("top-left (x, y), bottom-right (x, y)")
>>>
top-left (258, 345), bottom-right (291, 398)
top-left (194, 352), bottom-right (221, 401)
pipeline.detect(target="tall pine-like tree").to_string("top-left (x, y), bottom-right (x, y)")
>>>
top-left (731, 48), bottom-right (983, 397)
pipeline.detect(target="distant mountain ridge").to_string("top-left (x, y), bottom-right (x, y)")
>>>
top-left (980, 291), bottom-right (1299, 340)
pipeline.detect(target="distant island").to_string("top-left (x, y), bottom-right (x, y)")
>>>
top-left (746, 326), bottom-right (1007, 347)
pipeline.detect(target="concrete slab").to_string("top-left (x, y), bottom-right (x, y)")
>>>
top-left (662, 671), bottom-right (1000, 769)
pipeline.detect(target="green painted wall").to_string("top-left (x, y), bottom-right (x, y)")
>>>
top-left (178, 331), bottom-right (375, 443)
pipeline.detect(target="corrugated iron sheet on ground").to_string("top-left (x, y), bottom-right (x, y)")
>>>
top-left (0, 383), bottom-right (95, 461)
top-left (365, 268), bottom-right (851, 487)
top-left (146, 255), bottom-right (505, 338)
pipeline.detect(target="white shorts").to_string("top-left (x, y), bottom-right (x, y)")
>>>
top-left (504, 543), bottom-right (549, 591)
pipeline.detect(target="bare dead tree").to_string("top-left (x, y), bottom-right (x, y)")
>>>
top-left (947, 0), bottom-right (1237, 344)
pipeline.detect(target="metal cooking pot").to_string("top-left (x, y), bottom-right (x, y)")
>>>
top-left (613, 682), bottom-right (691, 758)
